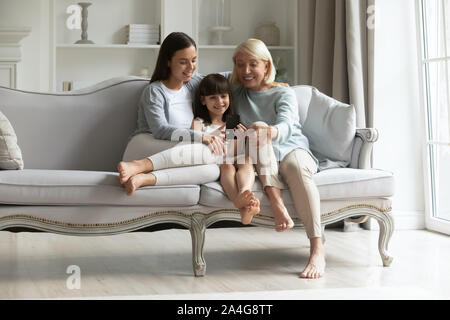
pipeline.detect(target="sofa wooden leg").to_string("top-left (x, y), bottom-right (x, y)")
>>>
top-left (374, 212), bottom-right (395, 267)
top-left (190, 214), bottom-right (206, 276)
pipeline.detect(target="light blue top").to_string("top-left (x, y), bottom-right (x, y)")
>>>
top-left (232, 84), bottom-right (317, 164)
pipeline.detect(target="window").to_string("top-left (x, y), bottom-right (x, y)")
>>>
top-left (417, 0), bottom-right (450, 235)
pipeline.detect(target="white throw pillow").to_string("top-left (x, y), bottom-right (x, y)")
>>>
top-left (0, 110), bottom-right (24, 170)
top-left (302, 88), bottom-right (356, 169)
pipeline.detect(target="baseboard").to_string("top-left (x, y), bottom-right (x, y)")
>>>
top-left (362, 210), bottom-right (425, 230)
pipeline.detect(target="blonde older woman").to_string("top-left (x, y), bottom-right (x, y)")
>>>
top-left (230, 38), bottom-right (325, 279)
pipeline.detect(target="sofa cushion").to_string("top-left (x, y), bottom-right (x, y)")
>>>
top-left (291, 85), bottom-right (312, 125)
top-left (199, 168), bottom-right (395, 207)
top-left (0, 110), bottom-right (24, 170)
top-left (0, 169), bottom-right (200, 206)
top-left (302, 88), bottom-right (356, 170)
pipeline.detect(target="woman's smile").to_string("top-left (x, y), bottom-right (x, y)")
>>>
top-left (202, 93), bottom-right (230, 116)
top-left (213, 104), bottom-right (226, 111)
top-left (234, 51), bottom-right (269, 91)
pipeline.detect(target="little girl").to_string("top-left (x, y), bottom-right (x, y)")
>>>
top-left (119, 73), bottom-right (260, 224)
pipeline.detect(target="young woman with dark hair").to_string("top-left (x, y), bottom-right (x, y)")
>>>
top-left (118, 32), bottom-right (228, 188)
top-left (149, 32), bottom-right (197, 84)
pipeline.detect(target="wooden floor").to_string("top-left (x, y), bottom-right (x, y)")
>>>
top-left (0, 226), bottom-right (449, 299)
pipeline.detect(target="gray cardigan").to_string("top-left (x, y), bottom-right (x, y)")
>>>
top-left (134, 72), bottom-right (231, 142)
top-left (134, 74), bottom-right (204, 142)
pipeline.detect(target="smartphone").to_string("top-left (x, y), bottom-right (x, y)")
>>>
top-left (226, 114), bottom-right (240, 129)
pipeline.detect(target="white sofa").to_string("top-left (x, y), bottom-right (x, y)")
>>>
top-left (0, 77), bottom-right (395, 276)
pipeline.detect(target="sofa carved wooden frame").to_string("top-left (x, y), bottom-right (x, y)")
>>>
top-left (0, 128), bottom-right (394, 277)
top-left (0, 205), bottom-right (394, 277)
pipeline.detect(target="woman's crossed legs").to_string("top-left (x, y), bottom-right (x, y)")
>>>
top-left (118, 143), bottom-right (217, 195)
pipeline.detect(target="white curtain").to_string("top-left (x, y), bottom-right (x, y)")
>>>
top-left (298, 0), bottom-right (375, 128)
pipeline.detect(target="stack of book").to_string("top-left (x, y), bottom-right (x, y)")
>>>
top-left (126, 24), bottom-right (160, 45)
top-left (60, 80), bottom-right (94, 92)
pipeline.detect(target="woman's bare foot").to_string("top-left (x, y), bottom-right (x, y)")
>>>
top-left (123, 173), bottom-right (156, 196)
top-left (240, 197), bottom-right (260, 225)
top-left (264, 186), bottom-right (294, 232)
top-left (272, 203), bottom-right (294, 232)
top-left (300, 238), bottom-right (326, 279)
top-left (118, 159), bottom-right (153, 184)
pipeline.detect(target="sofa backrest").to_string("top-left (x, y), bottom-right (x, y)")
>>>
top-left (0, 77), bottom-right (316, 172)
top-left (0, 77), bottom-right (148, 171)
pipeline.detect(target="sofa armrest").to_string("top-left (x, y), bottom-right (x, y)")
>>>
top-left (350, 128), bottom-right (379, 169)
top-left (346, 128), bottom-right (380, 225)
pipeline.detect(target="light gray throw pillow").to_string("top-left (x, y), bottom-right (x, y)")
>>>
top-left (0, 110), bottom-right (24, 170)
top-left (302, 88), bottom-right (356, 170)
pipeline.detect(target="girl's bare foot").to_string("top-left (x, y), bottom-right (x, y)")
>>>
top-left (118, 159), bottom-right (153, 184)
top-left (240, 197), bottom-right (260, 225)
top-left (300, 238), bottom-right (326, 279)
top-left (123, 173), bottom-right (156, 196)
top-left (272, 203), bottom-right (294, 232)
top-left (233, 190), bottom-right (254, 209)
top-left (233, 190), bottom-right (260, 224)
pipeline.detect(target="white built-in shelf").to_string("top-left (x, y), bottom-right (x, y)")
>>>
top-left (56, 44), bottom-right (160, 49)
top-left (50, 0), bottom-right (297, 90)
top-left (56, 44), bottom-right (294, 50)
top-left (198, 45), bottom-right (294, 50)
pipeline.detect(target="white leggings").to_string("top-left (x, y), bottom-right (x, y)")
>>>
top-left (149, 143), bottom-right (218, 169)
top-left (122, 133), bottom-right (220, 186)
top-left (148, 143), bottom-right (219, 185)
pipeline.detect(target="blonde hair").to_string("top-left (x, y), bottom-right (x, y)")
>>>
top-left (230, 38), bottom-right (276, 85)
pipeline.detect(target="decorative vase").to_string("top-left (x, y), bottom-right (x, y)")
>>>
top-left (139, 67), bottom-right (150, 78)
top-left (209, 26), bottom-right (233, 45)
top-left (254, 22), bottom-right (280, 46)
top-left (208, 0), bottom-right (232, 45)
top-left (75, 2), bottom-right (94, 44)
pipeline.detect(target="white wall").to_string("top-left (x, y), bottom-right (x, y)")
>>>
top-left (372, 0), bottom-right (425, 229)
top-left (0, 0), bottom-right (50, 91)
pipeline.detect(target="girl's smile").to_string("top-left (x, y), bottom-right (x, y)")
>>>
top-left (201, 93), bottom-right (230, 119)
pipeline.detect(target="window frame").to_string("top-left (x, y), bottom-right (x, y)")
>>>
top-left (416, 0), bottom-right (450, 235)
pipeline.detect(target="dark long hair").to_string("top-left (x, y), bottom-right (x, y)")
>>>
top-left (150, 32), bottom-right (197, 84)
top-left (194, 74), bottom-right (234, 125)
